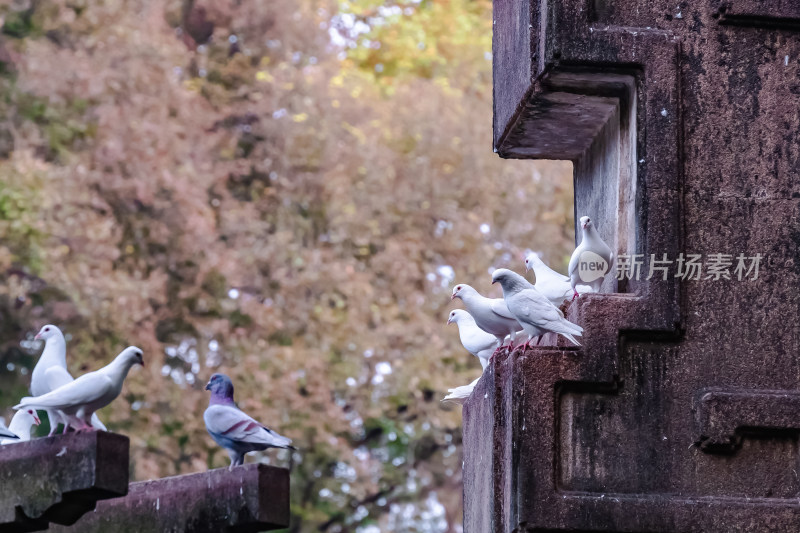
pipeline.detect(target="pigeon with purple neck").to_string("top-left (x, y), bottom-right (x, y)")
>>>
top-left (204, 373), bottom-right (296, 469)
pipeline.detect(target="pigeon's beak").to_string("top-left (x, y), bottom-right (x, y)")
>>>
top-left (33, 414), bottom-right (41, 426)
top-left (205, 382), bottom-right (211, 391)
top-left (34, 333), bottom-right (42, 340)
top-left (446, 318), bottom-right (453, 325)
top-left (491, 279), bottom-right (497, 285)
top-left (525, 263), bottom-right (530, 272)
top-left (450, 293), bottom-right (456, 300)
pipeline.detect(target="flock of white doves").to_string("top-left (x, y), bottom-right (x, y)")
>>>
top-left (443, 216), bottom-right (613, 403)
top-left (1, 339), bottom-right (294, 468)
top-left (0, 215), bottom-right (611, 464)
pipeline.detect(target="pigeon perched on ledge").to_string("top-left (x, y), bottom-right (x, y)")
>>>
top-left (491, 268), bottom-right (583, 347)
top-left (16, 346), bottom-right (144, 430)
top-left (451, 284), bottom-right (523, 348)
top-left (524, 252), bottom-right (592, 306)
top-left (204, 373), bottom-right (296, 469)
top-left (31, 325), bottom-right (107, 435)
top-left (568, 216), bottom-right (613, 299)
top-left (0, 409), bottom-right (40, 445)
top-left (447, 309), bottom-right (498, 370)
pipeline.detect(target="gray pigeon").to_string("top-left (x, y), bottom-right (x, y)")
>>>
top-left (447, 309), bottom-right (498, 369)
top-left (204, 373), bottom-right (296, 468)
top-left (491, 268), bottom-right (583, 347)
top-left (451, 284), bottom-right (523, 347)
top-left (568, 216), bottom-right (613, 299)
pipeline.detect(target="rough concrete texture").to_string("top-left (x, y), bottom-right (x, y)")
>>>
top-left (49, 464), bottom-right (290, 533)
top-left (0, 431), bottom-right (129, 532)
top-left (471, 0), bottom-right (800, 531)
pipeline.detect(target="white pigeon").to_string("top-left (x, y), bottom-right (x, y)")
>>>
top-left (524, 252), bottom-right (593, 306)
top-left (0, 408), bottom-right (41, 445)
top-left (491, 268), bottom-right (583, 347)
top-left (0, 417), bottom-right (18, 440)
top-left (204, 373), bottom-right (296, 469)
top-left (31, 325), bottom-right (107, 434)
top-left (568, 216), bottom-right (614, 299)
top-left (442, 376), bottom-right (481, 405)
top-left (451, 284), bottom-right (523, 347)
top-left (447, 309), bottom-right (498, 369)
top-left (15, 346), bottom-right (144, 430)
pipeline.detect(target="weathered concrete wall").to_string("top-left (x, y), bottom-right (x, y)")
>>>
top-left (48, 464), bottom-right (290, 533)
top-left (472, 0), bottom-right (800, 530)
top-left (0, 431), bottom-right (129, 532)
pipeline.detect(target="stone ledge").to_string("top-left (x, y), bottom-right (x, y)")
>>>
top-left (49, 463), bottom-right (290, 533)
top-left (0, 431), bottom-right (130, 533)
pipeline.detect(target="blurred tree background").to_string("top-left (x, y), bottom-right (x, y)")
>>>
top-left (0, 0), bottom-right (573, 531)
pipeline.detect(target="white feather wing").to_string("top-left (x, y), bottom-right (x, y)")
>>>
top-left (45, 366), bottom-right (74, 391)
top-left (16, 372), bottom-right (113, 410)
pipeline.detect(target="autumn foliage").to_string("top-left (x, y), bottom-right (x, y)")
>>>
top-left (0, 0), bottom-right (573, 530)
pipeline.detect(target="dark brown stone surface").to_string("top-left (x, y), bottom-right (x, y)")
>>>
top-left (48, 464), bottom-right (290, 533)
top-left (472, 0), bottom-right (800, 531)
top-left (0, 431), bottom-right (129, 532)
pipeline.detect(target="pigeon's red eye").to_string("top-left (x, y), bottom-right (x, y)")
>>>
top-left (45, 328), bottom-right (50, 332)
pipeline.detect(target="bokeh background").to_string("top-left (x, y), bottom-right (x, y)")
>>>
top-left (0, 0), bottom-right (574, 531)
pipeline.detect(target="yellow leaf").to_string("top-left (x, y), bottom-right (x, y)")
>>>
top-left (256, 71), bottom-right (273, 82)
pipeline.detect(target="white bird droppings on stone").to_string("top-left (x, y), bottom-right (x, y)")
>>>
top-left (661, 108), bottom-right (668, 117)
top-left (56, 447), bottom-right (67, 457)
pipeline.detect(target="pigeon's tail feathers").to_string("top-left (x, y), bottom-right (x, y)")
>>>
top-left (13, 397), bottom-right (36, 410)
top-left (556, 318), bottom-right (583, 337)
top-left (15, 395), bottom-right (66, 410)
top-left (560, 333), bottom-right (582, 346)
top-left (262, 426), bottom-right (295, 449)
top-left (0, 430), bottom-right (18, 440)
top-left (90, 413), bottom-right (107, 432)
top-left (442, 389), bottom-right (471, 405)
top-left (442, 377), bottom-right (481, 405)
